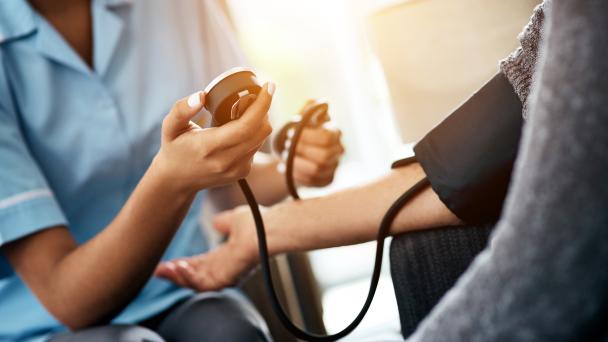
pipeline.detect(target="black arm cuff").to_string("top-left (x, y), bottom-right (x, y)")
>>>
top-left (413, 73), bottom-right (524, 223)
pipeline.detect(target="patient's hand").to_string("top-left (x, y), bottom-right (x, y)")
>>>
top-left (154, 206), bottom-right (258, 291)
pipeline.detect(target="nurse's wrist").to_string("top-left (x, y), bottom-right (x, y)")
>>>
top-left (149, 153), bottom-right (197, 198)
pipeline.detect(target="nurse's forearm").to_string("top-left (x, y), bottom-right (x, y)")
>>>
top-left (3, 90), bottom-right (275, 330)
top-left (263, 163), bottom-right (461, 255)
top-left (4, 159), bottom-right (195, 330)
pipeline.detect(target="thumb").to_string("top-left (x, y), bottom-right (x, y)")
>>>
top-left (162, 91), bottom-right (206, 140)
top-left (213, 210), bottom-right (234, 235)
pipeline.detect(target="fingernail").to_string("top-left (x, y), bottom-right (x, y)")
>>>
top-left (277, 162), bottom-right (286, 173)
top-left (177, 260), bottom-right (190, 269)
top-left (187, 91), bottom-right (202, 108)
top-left (267, 82), bottom-right (276, 96)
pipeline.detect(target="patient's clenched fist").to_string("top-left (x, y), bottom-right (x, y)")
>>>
top-left (292, 125), bottom-right (344, 187)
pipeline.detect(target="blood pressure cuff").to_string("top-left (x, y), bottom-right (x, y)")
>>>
top-left (412, 73), bottom-right (524, 224)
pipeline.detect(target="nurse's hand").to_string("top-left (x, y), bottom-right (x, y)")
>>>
top-left (154, 205), bottom-right (257, 291)
top-left (155, 83), bottom-right (275, 192)
top-left (292, 124), bottom-right (344, 187)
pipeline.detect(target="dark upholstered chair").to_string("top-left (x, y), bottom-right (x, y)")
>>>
top-left (390, 225), bottom-right (493, 339)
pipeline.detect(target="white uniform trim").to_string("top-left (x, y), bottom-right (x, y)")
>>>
top-left (0, 189), bottom-right (53, 210)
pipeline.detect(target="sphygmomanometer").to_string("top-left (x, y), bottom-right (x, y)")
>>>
top-left (203, 67), bottom-right (430, 341)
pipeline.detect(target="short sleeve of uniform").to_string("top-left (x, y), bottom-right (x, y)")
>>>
top-left (0, 56), bottom-right (67, 279)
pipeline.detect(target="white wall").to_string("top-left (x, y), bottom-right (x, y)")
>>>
top-left (368, 0), bottom-right (540, 142)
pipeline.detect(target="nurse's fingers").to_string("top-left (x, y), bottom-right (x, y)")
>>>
top-left (162, 91), bottom-right (206, 141)
top-left (219, 124), bottom-right (269, 164)
top-left (174, 260), bottom-right (203, 290)
top-left (221, 82), bottom-right (275, 143)
top-left (165, 257), bottom-right (224, 292)
top-left (209, 115), bottom-right (271, 157)
top-left (154, 261), bottom-right (189, 288)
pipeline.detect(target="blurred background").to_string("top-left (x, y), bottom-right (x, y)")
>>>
top-left (222, 0), bottom-right (539, 340)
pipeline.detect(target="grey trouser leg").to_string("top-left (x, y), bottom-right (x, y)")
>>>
top-left (49, 325), bottom-right (164, 342)
top-left (390, 225), bottom-right (492, 338)
top-left (49, 290), bottom-right (271, 342)
top-left (156, 290), bottom-right (272, 342)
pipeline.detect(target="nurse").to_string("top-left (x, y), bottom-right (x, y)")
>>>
top-left (0, 1), bottom-right (343, 341)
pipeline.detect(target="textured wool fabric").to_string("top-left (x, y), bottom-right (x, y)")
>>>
top-left (499, 1), bottom-right (549, 119)
top-left (407, 0), bottom-right (608, 341)
top-left (390, 225), bottom-right (493, 339)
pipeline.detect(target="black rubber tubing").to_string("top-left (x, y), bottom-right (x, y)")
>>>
top-left (238, 173), bottom-right (430, 341)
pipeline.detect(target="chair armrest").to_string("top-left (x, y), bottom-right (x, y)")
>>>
top-left (390, 224), bottom-right (493, 338)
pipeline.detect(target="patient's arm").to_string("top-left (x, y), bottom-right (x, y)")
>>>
top-left (256, 162), bottom-right (460, 253)
top-left (154, 161), bottom-right (461, 291)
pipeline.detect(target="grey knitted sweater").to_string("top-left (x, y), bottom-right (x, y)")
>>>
top-left (499, 1), bottom-right (549, 118)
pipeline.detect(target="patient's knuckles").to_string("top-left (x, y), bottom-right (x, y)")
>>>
top-left (295, 172), bottom-right (314, 185)
top-left (308, 161), bottom-right (322, 174)
top-left (303, 167), bottom-right (334, 186)
top-left (317, 148), bottom-right (335, 164)
top-left (317, 130), bottom-right (336, 146)
top-left (315, 174), bottom-right (334, 186)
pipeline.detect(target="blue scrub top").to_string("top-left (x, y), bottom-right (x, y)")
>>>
top-left (0, 0), bottom-right (247, 340)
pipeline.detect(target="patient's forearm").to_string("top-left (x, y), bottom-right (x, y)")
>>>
top-left (264, 162), bottom-right (461, 255)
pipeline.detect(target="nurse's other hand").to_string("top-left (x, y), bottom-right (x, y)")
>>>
top-left (155, 83), bottom-right (275, 192)
top-left (154, 206), bottom-right (258, 291)
top-left (292, 124), bottom-right (344, 187)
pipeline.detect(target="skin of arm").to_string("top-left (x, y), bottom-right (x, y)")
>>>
top-left (2, 88), bottom-right (274, 330)
top-left (155, 161), bottom-right (462, 291)
top-left (260, 162), bottom-right (460, 252)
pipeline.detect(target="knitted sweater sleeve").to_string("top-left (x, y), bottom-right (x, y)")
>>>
top-left (499, 2), bottom-right (548, 118)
